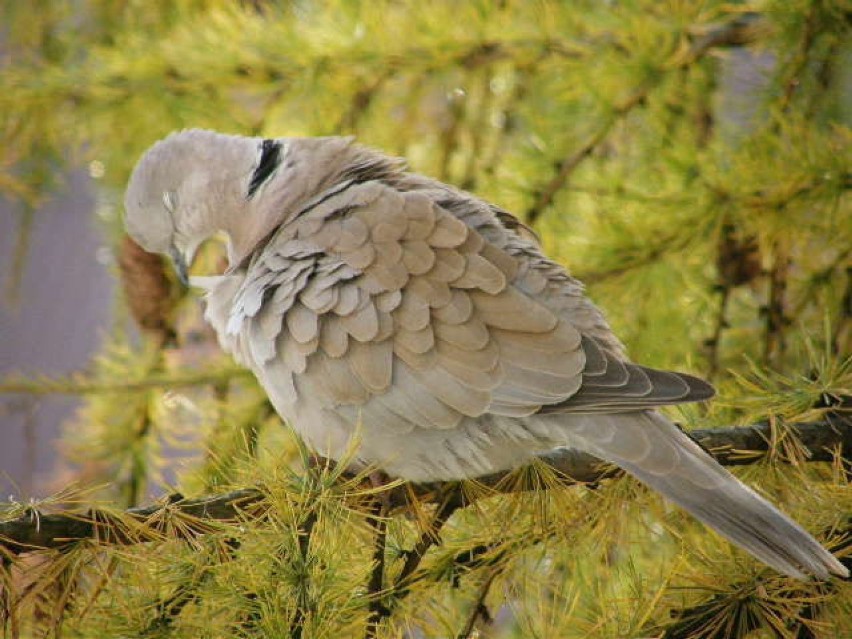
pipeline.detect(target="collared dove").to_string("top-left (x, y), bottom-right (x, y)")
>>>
top-left (125, 128), bottom-right (847, 580)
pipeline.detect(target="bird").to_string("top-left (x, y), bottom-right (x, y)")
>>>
top-left (124, 128), bottom-right (847, 580)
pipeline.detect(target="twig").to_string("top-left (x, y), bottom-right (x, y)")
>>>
top-left (459, 68), bottom-right (495, 191)
top-left (526, 99), bottom-right (641, 224)
top-left (0, 419), bottom-right (848, 555)
top-left (834, 266), bottom-right (852, 358)
top-left (707, 222), bottom-right (761, 379)
top-left (438, 88), bottom-right (467, 182)
top-left (777, 3), bottom-right (820, 111)
top-left (573, 229), bottom-right (691, 285)
top-left (787, 519), bottom-right (852, 638)
top-left (364, 486), bottom-right (465, 630)
top-left (764, 238), bottom-right (791, 368)
top-left (456, 567), bottom-right (499, 639)
top-left (290, 511), bottom-right (318, 639)
top-left (706, 285), bottom-right (731, 381)
top-left (394, 486), bottom-right (464, 592)
top-left (365, 493), bottom-right (390, 638)
top-left (1, 555), bottom-right (15, 639)
top-left (336, 70), bottom-right (393, 135)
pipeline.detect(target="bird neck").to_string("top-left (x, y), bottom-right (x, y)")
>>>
top-left (221, 136), bottom-right (364, 266)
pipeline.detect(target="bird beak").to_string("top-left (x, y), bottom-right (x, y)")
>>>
top-left (169, 245), bottom-right (189, 287)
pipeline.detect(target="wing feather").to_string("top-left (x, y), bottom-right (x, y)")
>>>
top-left (234, 180), bottom-right (712, 438)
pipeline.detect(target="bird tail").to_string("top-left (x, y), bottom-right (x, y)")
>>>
top-left (566, 410), bottom-right (847, 579)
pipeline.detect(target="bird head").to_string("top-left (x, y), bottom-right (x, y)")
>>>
top-left (125, 128), bottom-right (390, 283)
top-left (124, 129), bottom-right (283, 283)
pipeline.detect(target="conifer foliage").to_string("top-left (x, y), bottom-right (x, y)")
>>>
top-left (1, 1), bottom-right (850, 637)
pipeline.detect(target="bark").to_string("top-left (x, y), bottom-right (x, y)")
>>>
top-left (0, 417), bottom-right (848, 555)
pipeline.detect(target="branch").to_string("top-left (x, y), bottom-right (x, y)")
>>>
top-left (525, 13), bottom-right (767, 224)
top-left (0, 367), bottom-right (251, 396)
top-left (0, 418), bottom-right (848, 555)
top-left (0, 489), bottom-right (264, 554)
top-left (456, 567), bottom-right (499, 639)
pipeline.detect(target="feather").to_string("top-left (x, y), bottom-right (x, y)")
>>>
top-left (395, 324), bottom-right (435, 354)
top-left (342, 301), bottom-right (379, 342)
top-left (433, 318), bottom-right (490, 350)
top-left (426, 248), bottom-right (466, 282)
top-left (495, 335), bottom-right (583, 378)
top-left (372, 220), bottom-right (407, 243)
top-left (408, 276), bottom-right (452, 308)
top-left (571, 411), bottom-right (847, 579)
top-left (375, 310), bottom-right (395, 341)
top-left (429, 212), bottom-right (469, 248)
top-left (309, 219), bottom-right (342, 249)
top-left (375, 289), bottom-right (402, 313)
top-left (434, 337), bottom-right (500, 372)
top-left (367, 261), bottom-right (410, 290)
top-left (470, 288), bottom-right (557, 332)
top-left (401, 240), bottom-right (437, 275)
top-left (342, 242), bottom-right (376, 269)
top-left (393, 341), bottom-right (438, 371)
top-left (348, 340), bottom-right (393, 392)
top-left (432, 290), bottom-right (474, 325)
top-left (386, 364), bottom-right (462, 429)
top-left (491, 321), bottom-right (581, 352)
top-left (438, 354), bottom-right (501, 391)
top-left (319, 316), bottom-right (349, 358)
top-left (313, 354), bottom-right (370, 405)
top-left (333, 284), bottom-right (361, 316)
top-left (405, 215), bottom-right (436, 241)
top-left (373, 239), bottom-right (404, 265)
top-left (479, 242), bottom-right (519, 280)
top-left (452, 253), bottom-right (507, 294)
top-left (336, 215), bottom-right (370, 252)
top-left (412, 366), bottom-right (490, 417)
top-left (286, 302), bottom-right (319, 344)
top-left (394, 292), bottom-right (431, 331)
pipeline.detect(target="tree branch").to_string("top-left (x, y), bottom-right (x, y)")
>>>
top-left (525, 13), bottom-right (767, 224)
top-left (0, 368), bottom-right (251, 396)
top-left (1, 418), bottom-right (848, 556)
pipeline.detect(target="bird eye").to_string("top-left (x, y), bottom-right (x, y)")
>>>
top-left (162, 190), bottom-right (178, 213)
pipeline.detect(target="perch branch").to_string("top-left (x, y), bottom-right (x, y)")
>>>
top-left (0, 417), bottom-right (848, 556)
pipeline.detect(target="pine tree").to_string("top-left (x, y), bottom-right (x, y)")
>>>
top-left (1, 1), bottom-right (850, 637)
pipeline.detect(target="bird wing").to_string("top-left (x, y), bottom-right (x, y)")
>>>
top-left (229, 180), bottom-right (711, 431)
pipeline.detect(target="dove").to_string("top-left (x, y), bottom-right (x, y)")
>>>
top-left (125, 128), bottom-right (847, 580)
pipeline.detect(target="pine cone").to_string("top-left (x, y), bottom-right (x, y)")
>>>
top-left (717, 223), bottom-right (762, 288)
top-left (117, 235), bottom-right (180, 347)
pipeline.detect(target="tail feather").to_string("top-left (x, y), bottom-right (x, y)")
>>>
top-left (567, 411), bottom-right (847, 579)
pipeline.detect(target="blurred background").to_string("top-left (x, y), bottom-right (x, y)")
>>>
top-left (0, 2), bottom-right (850, 637)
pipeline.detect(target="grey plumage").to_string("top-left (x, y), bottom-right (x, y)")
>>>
top-left (125, 128), bottom-right (847, 580)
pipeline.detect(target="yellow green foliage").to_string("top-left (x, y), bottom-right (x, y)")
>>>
top-left (1, 1), bottom-right (850, 637)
